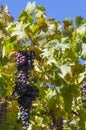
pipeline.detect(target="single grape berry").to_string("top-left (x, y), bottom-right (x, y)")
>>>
top-left (30, 51), bottom-right (35, 58)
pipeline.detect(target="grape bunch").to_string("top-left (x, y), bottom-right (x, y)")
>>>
top-left (50, 111), bottom-right (63, 130)
top-left (14, 51), bottom-right (39, 130)
top-left (0, 99), bottom-right (7, 126)
top-left (82, 81), bottom-right (86, 102)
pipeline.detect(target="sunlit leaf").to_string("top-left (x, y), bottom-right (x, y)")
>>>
top-left (26, 1), bottom-right (36, 15)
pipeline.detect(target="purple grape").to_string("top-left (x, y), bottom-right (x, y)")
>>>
top-left (16, 52), bottom-right (26, 65)
top-left (18, 71), bottom-right (28, 84)
top-left (13, 51), bottom-right (38, 130)
top-left (82, 81), bottom-right (86, 102)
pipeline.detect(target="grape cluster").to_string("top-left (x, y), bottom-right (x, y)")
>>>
top-left (82, 81), bottom-right (86, 102)
top-left (0, 100), bottom-right (7, 126)
top-left (14, 51), bottom-right (39, 130)
top-left (50, 111), bottom-right (63, 130)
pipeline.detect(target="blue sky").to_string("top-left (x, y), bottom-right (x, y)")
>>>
top-left (1, 0), bottom-right (86, 21)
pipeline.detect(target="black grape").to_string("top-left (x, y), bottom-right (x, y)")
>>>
top-left (50, 112), bottom-right (63, 130)
top-left (19, 105), bottom-right (30, 130)
top-left (16, 52), bottom-right (26, 65)
top-left (14, 51), bottom-right (39, 130)
top-left (18, 70), bottom-right (28, 84)
top-left (82, 81), bottom-right (86, 102)
top-left (0, 100), bottom-right (7, 125)
top-left (16, 51), bottom-right (35, 71)
top-left (17, 84), bottom-right (39, 130)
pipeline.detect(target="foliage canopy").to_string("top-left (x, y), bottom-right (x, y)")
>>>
top-left (0, 2), bottom-right (86, 130)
